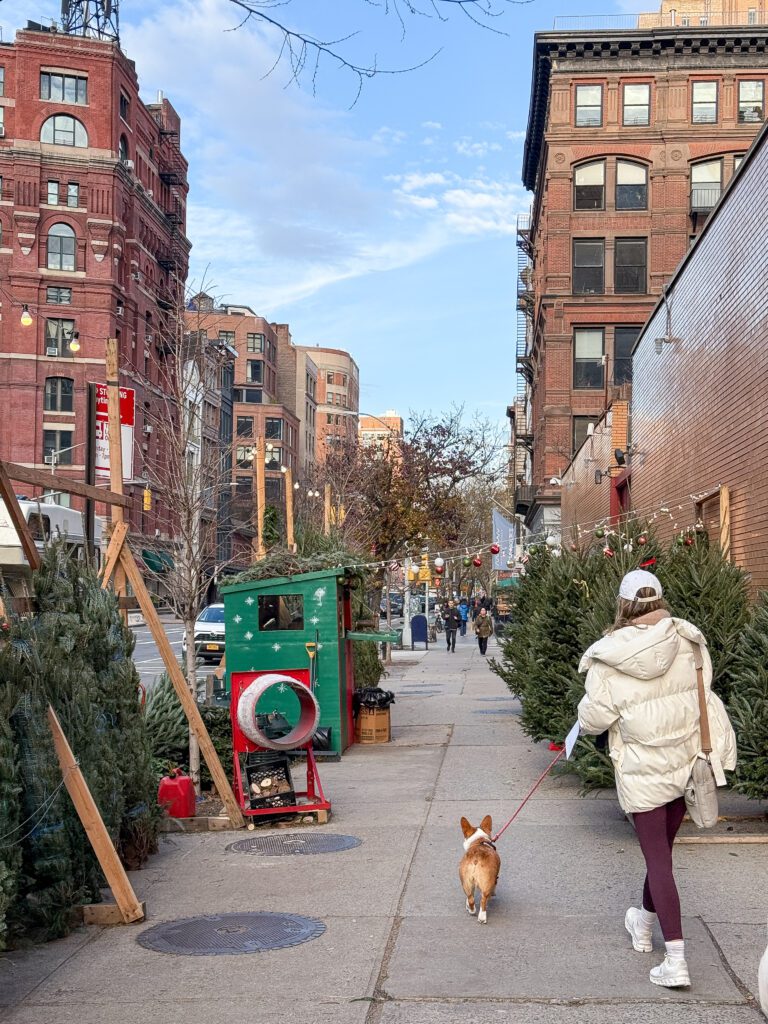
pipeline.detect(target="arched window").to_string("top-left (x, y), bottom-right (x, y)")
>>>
top-left (616, 161), bottom-right (648, 210)
top-left (44, 376), bottom-right (74, 412)
top-left (574, 161), bottom-right (605, 210)
top-left (119, 135), bottom-right (129, 163)
top-left (47, 223), bottom-right (76, 271)
top-left (40, 114), bottom-right (88, 147)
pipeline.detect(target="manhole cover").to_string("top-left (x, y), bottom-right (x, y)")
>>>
top-left (137, 912), bottom-right (325, 955)
top-left (226, 833), bottom-right (362, 856)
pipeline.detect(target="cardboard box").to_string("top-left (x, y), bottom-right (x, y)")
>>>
top-left (355, 707), bottom-right (391, 744)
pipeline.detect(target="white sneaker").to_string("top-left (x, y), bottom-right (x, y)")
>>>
top-left (625, 907), bottom-right (653, 953)
top-left (650, 955), bottom-right (690, 988)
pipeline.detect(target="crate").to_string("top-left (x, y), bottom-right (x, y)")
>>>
top-left (245, 752), bottom-right (296, 810)
top-left (354, 707), bottom-right (391, 744)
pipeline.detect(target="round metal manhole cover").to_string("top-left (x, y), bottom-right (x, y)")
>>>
top-left (226, 833), bottom-right (362, 856)
top-left (137, 912), bottom-right (325, 955)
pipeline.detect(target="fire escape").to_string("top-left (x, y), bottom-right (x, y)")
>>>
top-left (514, 213), bottom-right (535, 521)
top-left (153, 120), bottom-right (188, 355)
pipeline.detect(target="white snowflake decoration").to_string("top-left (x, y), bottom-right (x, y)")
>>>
top-left (272, 643), bottom-right (282, 652)
top-left (245, 596), bottom-right (254, 606)
top-left (244, 631), bottom-right (253, 641)
top-left (317, 643), bottom-right (324, 651)
top-left (233, 614), bottom-right (242, 624)
top-left (310, 616), bottom-right (320, 625)
top-left (313, 587), bottom-right (327, 606)
top-left (278, 683), bottom-right (287, 694)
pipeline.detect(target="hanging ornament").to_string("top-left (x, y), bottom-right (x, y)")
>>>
top-left (545, 535), bottom-right (558, 549)
top-left (435, 564), bottom-right (445, 575)
top-left (637, 534), bottom-right (648, 546)
top-left (695, 519), bottom-right (706, 533)
top-left (551, 547), bottom-right (562, 558)
top-left (506, 558), bottom-right (515, 568)
top-left (675, 533), bottom-right (685, 547)
top-left (684, 534), bottom-right (695, 547)
top-left (623, 543), bottom-right (634, 553)
top-left (570, 543), bottom-right (578, 552)
top-left (594, 527), bottom-right (606, 539)
top-left (489, 543), bottom-right (500, 555)
top-left (434, 556), bottom-right (445, 569)
top-left (603, 545), bottom-right (615, 558)
top-left (660, 505), bottom-right (670, 515)
top-left (528, 545), bottom-right (538, 555)
top-left (463, 556), bottom-right (472, 568)
top-left (472, 556), bottom-right (483, 568)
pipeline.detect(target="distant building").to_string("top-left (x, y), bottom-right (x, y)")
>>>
top-left (359, 411), bottom-right (403, 449)
top-left (298, 347), bottom-right (360, 459)
top-left (275, 324), bottom-right (318, 474)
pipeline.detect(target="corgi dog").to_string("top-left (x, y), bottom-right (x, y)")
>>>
top-left (459, 815), bottom-right (500, 924)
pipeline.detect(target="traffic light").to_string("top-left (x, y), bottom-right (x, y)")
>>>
top-left (143, 487), bottom-right (152, 512)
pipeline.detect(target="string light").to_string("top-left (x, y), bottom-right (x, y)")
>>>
top-left (20, 305), bottom-right (33, 327)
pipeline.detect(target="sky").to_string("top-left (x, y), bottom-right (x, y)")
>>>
top-left (1, 0), bottom-right (648, 421)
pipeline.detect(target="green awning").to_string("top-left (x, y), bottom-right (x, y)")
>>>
top-left (495, 577), bottom-right (521, 590)
top-left (158, 551), bottom-right (175, 571)
top-left (141, 549), bottom-right (166, 573)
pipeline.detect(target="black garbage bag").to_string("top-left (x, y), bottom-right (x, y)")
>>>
top-left (353, 687), bottom-right (396, 717)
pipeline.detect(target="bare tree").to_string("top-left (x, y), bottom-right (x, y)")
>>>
top-left (228, 0), bottom-right (537, 98)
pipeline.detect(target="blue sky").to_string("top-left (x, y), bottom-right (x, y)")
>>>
top-left (2, 0), bottom-right (646, 420)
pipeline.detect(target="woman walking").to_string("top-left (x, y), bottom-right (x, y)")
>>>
top-left (577, 569), bottom-right (736, 989)
top-left (473, 606), bottom-right (493, 656)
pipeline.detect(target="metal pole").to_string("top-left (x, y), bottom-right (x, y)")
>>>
top-left (402, 556), bottom-right (412, 648)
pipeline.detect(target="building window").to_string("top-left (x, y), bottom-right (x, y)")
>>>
top-left (572, 239), bottom-right (604, 294)
top-left (233, 387), bottom-right (262, 404)
top-left (265, 417), bottom-right (283, 440)
top-left (119, 93), bottom-right (130, 121)
top-left (575, 84), bottom-right (602, 127)
top-left (119, 135), bottom-right (129, 163)
top-left (47, 180), bottom-right (59, 205)
top-left (326, 370), bottom-right (334, 384)
top-left (265, 446), bottom-right (283, 471)
top-left (572, 416), bottom-right (598, 455)
top-left (47, 223), bottom-right (76, 271)
top-left (327, 391), bottom-right (334, 405)
top-left (40, 72), bottom-right (87, 105)
top-left (246, 332), bottom-right (264, 353)
top-left (692, 81), bottom-right (717, 124)
top-left (44, 376), bottom-right (75, 412)
top-left (0, 67), bottom-right (4, 97)
top-left (748, 8), bottom-right (757, 25)
top-left (573, 329), bottom-right (604, 390)
top-left (327, 413), bottom-right (333, 424)
top-left (217, 330), bottom-right (235, 345)
top-left (245, 360), bottom-right (263, 385)
top-left (738, 80), bottom-right (764, 123)
top-left (734, 154), bottom-right (745, 172)
top-left (67, 183), bottom-right (79, 207)
top-left (46, 286), bottom-right (72, 305)
top-left (623, 83), bottom-right (650, 126)
top-left (616, 161), bottom-right (648, 210)
top-left (614, 327), bottom-right (639, 385)
top-left (43, 428), bottom-right (74, 465)
top-left (573, 161), bottom-right (605, 210)
top-left (235, 476), bottom-right (252, 498)
top-left (45, 318), bottom-right (77, 356)
top-left (40, 114), bottom-right (88, 147)
top-left (691, 159), bottom-right (722, 211)
top-left (236, 416), bottom-right (253, 437)
top-left (236, 445), bottom-right (254, 469)
top-left (615, 239), bottom-right (647, 294)
top-left (340, 374), bottom-right (347, 386)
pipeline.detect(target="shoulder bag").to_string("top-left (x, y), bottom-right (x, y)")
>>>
top-left (684, 654), bottom-right (727, 830)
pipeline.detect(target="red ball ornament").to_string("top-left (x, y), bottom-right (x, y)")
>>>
top-left (684, 536), bottom-right (694, 547)
top-left (435, 564), bottom-right (445, 575)
top-left (603, 546), bottom-right (615, 558)
top-left (489, 543), bottom-right (500, 555)
top-left (637, 534), bottom-right (648, 546)
top-left (570, 543), bottom-right (578, 552)
top-left (472, 556), bottom-right (483, 568)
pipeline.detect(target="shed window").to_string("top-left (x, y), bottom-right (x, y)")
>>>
top-left (257, 594), bottom-right (305, 631)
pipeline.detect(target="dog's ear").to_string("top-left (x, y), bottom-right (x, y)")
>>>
top-left (460, 817), bottom-right (475, 838)
top-left (480, 814), bottom-right (492, 836)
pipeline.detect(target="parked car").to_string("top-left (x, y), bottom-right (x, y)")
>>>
top-left (380, 592), bottom-right (405, 618)
top-left (181, 603), bottom-right (225, 663)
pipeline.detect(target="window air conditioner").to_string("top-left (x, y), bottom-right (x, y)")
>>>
top-left (146, 189), bottom-right (153, 198)
top-left (46, 346), bottom-right (59, 357)
top-left (143, 424), bottom-right (153, 434)
top-left (125, 159), bottom-right (135, 170)
top-left (0, 127), bottom-right (5, 138)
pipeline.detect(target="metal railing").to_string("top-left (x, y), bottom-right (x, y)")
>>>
top-left (690, 186), bottom-right (722, 212)
top-left (553, 13), bottom-right (766, 31)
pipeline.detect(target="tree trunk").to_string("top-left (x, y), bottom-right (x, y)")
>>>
top-left (384, 568), bottom-right (392, 666)
top-left (184, 617), bottom-right (201, 795)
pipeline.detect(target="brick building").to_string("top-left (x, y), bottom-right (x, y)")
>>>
top-left (625, 119), bottom-right (768, 589)
top-left (358, 411), bottom-right (403, 448)
top-left (275, 324), bottom-right (318, 473)
top-left (298, 346), bottom-right (360, 459)
top-left (517, 4), bottom-right (768, 537)
top-left (0, 23), bottom-right (189, 538)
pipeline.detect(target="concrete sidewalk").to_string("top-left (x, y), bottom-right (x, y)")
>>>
top-left (2, 632), bottom-right (766, 1023)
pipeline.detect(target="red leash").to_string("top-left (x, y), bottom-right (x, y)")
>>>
top-left (492, 747), bottom-right (567, 844)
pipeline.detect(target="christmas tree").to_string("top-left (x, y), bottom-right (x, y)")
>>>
top-left (728, 593), bottom-right (768, 800)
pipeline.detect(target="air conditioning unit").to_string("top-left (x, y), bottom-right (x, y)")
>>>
top-left (146, 189), bottom-right (154, 199)
top-left (125, 159), bottom-right (135, 171)
top-left (143, 424), bottom-right (153, 434)
top-left (116, 303), bottom-right (124, 317)
top-left (0, 127), bottom-right (6, 138)
top-left (132, 272), bottom-right (141, 281)
top-left (46, 346), bottom-right (59, 357)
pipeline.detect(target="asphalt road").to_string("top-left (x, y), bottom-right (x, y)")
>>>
top-left (131, 615), bottom-right (185, 687)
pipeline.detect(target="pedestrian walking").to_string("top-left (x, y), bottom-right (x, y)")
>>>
top-left (473, 606), bottom-right (493, 655)
top-left (458, 598), bottom-right (469, 637)
top-left (577, 570), bottom-right (737, 990)
top-left (443, 600), bottom-right (462, 653)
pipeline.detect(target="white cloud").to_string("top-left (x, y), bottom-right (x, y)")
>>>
top-left (372, 126), bottom-right (408, 145)
top-left (506, 130), bottom-right (527, 141)
top-left (397, 171), bottom-right (452, 192)
top-left (454, 138), bottom-right (503, 158)
top-left (421, 120), bottom-right (443, 130)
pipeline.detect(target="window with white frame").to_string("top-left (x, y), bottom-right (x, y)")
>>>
top-left (40, 114), bottom-right (88, 147)
top-left (738, 80), bottom-right (764, 123)
top-left (44, 376), bottom-right (74, 412)
top-left (691, 159), bottom-right (722, 211)
top-left (47, 223), bottom-right (76, 271)
top-left (616, 161), bottom-right (648, 210)
top-left (692, 81), bottom-right (717, 124)
top-left (574, 161), bottom-right (605, 210)
top-left (623, 83), bottom-right (650, 126)
top-left (573, 329), bottom-right (604, 390)
top-left (40, 72), bottom-right (87, 104)
top-left (575, 84), bottom-right (602, 127)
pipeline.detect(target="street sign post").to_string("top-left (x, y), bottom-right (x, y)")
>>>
top-left (92, 382), bottom-right (135, 481)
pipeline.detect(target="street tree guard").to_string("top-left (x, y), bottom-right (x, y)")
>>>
top-left (237, 674), bottom-right (321, 750)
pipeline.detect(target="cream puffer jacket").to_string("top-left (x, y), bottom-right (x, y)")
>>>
top-left (578, 611), bottom-right (737, 814)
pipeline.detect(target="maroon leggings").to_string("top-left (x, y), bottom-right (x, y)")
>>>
top-left (632, 796), bottom-right (686, 941)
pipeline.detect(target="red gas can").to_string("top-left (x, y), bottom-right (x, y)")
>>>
top-left (158, 769), bottom-right (196, 818)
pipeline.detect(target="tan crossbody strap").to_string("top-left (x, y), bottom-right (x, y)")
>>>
top-left (695, 654), bottom-right (713, 755)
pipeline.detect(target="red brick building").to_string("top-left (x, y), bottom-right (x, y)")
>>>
top-left (298, 346), bottom-right (360, 459)
top-left (517, 11), bottom-right (768, 538)
top-left (0, 23), bottom-right (189, 538)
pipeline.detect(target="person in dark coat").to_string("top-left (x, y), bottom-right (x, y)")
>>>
top-left (474, 607), bottom-right (493, 655)
top-left (443, 600), bottom-right (462, 653)
top-left (458, 598), bottom-right (470, 637)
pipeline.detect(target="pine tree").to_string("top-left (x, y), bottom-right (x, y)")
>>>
top-left (489, 546), bottom-right (551, 701)
top-left (0, 671), bottom-right (21, 950)
top-left (728, 593), bottom-right (768, 800)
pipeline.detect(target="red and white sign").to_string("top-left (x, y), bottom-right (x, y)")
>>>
top-left (92, 382), bottom-right (135, 481)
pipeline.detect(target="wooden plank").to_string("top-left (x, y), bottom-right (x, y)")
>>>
top-left (100, 521), bottom-right (128, 589)
top-left (82, 901), bottom-right (147, 927)
top-left (47, 706), bottom-right (145, 925)
top-left (285, 467), bottom-right (296, 552)
top-left (2, 462), bottom-right (131, 509)
top-left (105, 339), bottom-right (128, 617)
top-left (252, 436), bottom-right (265, 561)
top-left (323, 483), bottom-right (331, 537)
top-left (118, 544), bottom-right (245, 828)
top-left (0, 460), bottom-right (41, 570)
top-left (720, 485), bottom-right (731, 562)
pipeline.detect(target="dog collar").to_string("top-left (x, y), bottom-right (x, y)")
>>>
top-left (463, 828), bottom-right (495, 852)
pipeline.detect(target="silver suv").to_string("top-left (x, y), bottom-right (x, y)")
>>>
top-left (181, 603), bottom-right (225, 662)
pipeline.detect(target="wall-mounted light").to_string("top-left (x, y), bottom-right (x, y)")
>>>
top-left (20, 304), bottom-right (33, 327)
top-left (595, 469), bottom-right (604, 485)
top-left (68, 331), bottom-right (81, 353)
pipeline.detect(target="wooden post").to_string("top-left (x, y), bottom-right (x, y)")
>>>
top-left (285, 467), bottom-right (296, 552)
top-left (47, 706), bottom-right (145, 924)
top-left (720, 485), bottom-right (731, 562)
top-left (105, 338), bottom-right (128, 613)
top-left (0, 460), bottom-right (41, 571)
top-left (252, 436), bottom-right (266, 561)
top-left (323, 482), bottom-right (332, 537)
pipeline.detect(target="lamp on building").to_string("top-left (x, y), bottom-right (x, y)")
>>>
top-left (68, 331), bottom-right (81, 353)
top-left (595, 469), bottom-right (604, 485)
top-left (280, 465), bottom-right (288, 474)
top-left (20, 305), bottom-right (33, 327)
top-left (293, 481), bottom-right (300, 490)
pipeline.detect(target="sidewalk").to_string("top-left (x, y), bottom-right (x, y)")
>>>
top-left (1, 632), bottom-right (766, 1023)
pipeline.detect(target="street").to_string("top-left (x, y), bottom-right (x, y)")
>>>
top-left (131, 615), bottom-right (185, 688)
top-left (2, 633), bottom-right (764, 1024)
